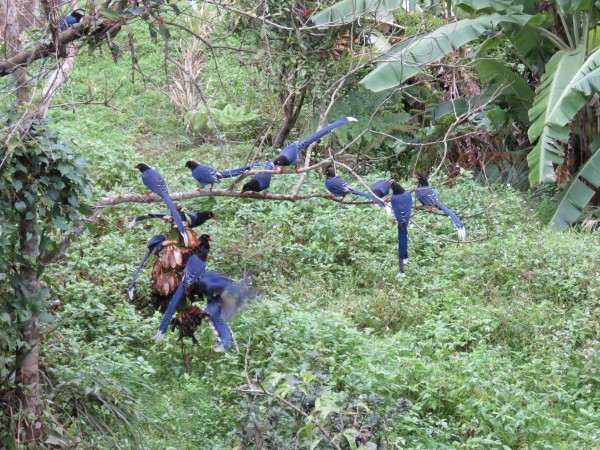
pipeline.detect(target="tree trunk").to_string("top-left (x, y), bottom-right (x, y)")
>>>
top-left (5, 0), bottom-right (43, 443)
top-left (16, 201), bottom-right (43, 443)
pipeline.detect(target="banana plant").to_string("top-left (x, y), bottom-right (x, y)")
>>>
top-left (317, 0), bottom-right (599, 228)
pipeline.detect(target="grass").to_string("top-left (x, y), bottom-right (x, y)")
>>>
top-left (37, 7), bottom-right (600, 449)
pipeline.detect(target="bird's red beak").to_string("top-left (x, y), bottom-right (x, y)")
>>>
top-left (212, 215), bottom-right (219, 221)
top-left (207, 237), bottom-right (212, 241)
top-left (134, 164), bottom-right (139, 169)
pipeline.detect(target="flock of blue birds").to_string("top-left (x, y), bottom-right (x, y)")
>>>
top-left (129, 117), bottom-right (465, 351)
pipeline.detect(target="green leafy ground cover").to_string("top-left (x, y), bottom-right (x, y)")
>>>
top-left (42, 18), bottom-right (599, 449)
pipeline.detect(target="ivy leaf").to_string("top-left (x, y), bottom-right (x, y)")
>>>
top-left (148, 23), bottom-right (158, 40)
top-left (52, 216), bottom-right (69, 231)
top-left (158, 23), bottom-right (170, 39)
top-left (15, 201), bottom-right (26, 213)
top-left (37, 311), bottom-right (54, 323)
top-left (100, 8), bottom-right (120, 19)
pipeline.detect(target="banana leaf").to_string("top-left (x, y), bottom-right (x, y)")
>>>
top-left (527, 46), bottom-right (600, 185)
top-left (311, 0), bottom-right (405, 26)
top-left (475, 59), bottom-right (535, 123)
top-left (359, 13), bottom-right (534, 92)
top-left (550, 136), bottom-right (600, 230)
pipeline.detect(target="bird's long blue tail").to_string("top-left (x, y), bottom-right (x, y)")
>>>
top-left (128, 213), bottom-right (168, 229)
top-left (437, 203), bottom-right (466, 241)
top-left (350, 189), bottom-right (392, 214)
top-left (298, 117), bottom-right (357, 151)
top-left (220, 161), bottom-right (267, 178)
top-left (204, 300), bottom-right (232, 352)
top-left (154, 283), bottom-right (185, 342)
top-left (398, 223), bottom-right (408, 274)
top-left (128, 250), bottom-right (153, 300)
top-left (161, 194), bottom-right (189, 247)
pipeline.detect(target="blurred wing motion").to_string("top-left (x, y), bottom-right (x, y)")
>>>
top-left (194, 271), bottom-right (258, 352)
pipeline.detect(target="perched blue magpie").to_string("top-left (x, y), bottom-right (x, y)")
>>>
top-left (390, 183), bottom-right (413, 277)
top-left (60, 10), bottom-right (84, 31)
top-left (186, 160), bottom-right (263, 190)
top-left (128, 210), bottom-right (217, 229)
top-left (273, 117), bottom-right (357, 173)
top-left (134, 163), bottom-right (189, 247)
top-left (371, 179), bottom-right (391, 200)
top-left (154, 254), bottom-right (206, 343)
top-left (241, 161), bottom-right (274, 198)
top-left (323, 165), bottom-right (391, 215)
top-left (128, 235), bottom-right (167, 300)
top-left (415, 173), bottom-right (465, 241)
top-left (193, 271), bottom-right (257, 352)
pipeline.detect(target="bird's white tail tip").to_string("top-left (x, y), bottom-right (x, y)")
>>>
top-left (385, 205), bottom-right (392, 216)
top-left (182, 233), bottom-right (190, 247)
top-left (347, 117), bottom-right (358, 122)
top-left (153, 330), bottom-right (165, 343)
top-left (457, 227), bottom-right (466, 241)
top-left (128, 288), bottom-right (134, 300)
top-left (128, 219), bottom-right (136, 229)
top-left (396, 272), bottom-right (406, 278)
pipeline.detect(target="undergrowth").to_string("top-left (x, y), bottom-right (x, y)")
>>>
top-left (32, 6), bottom-right (600, 449)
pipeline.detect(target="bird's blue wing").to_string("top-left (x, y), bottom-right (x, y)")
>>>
top-left (416, 186), bottom-right (439, 206)
top-left (325, 177), bottom-right (352, 197)
top-left (371, 180), bottom-right (390, 198)
top-left (192, 165), bottom-right (221, 185)
top-left (392, 192), bottom-right (413, 224)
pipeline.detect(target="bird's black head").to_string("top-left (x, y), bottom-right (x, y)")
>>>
top-left (199, 234), bottom-right (211, 244)
top-left (273, 155), bottom-right (289, 167)
top-left (185, 160), bottom-right (199, 170)
top-left (415, 173), bottom-right (429, 186)
top-left (199, 211), bottom-right (218, 221)
top-left (134, 163), bottom-right (151, 172)
top-left (390, 182), bottom-right (405, 195)
top-left (322, 165), bottom-right (336, 178)
top-left (71, 10), bottom-right (84, 21)
top-left (242, 179), bottom-right (260, 193)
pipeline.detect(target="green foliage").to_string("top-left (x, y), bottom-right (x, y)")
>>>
top-left (0, 111), bottom-right (91, 380)
top-left (3, 3), bottom-right (599, 447)
top-left (185, 103), bottom-right (262, 137)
